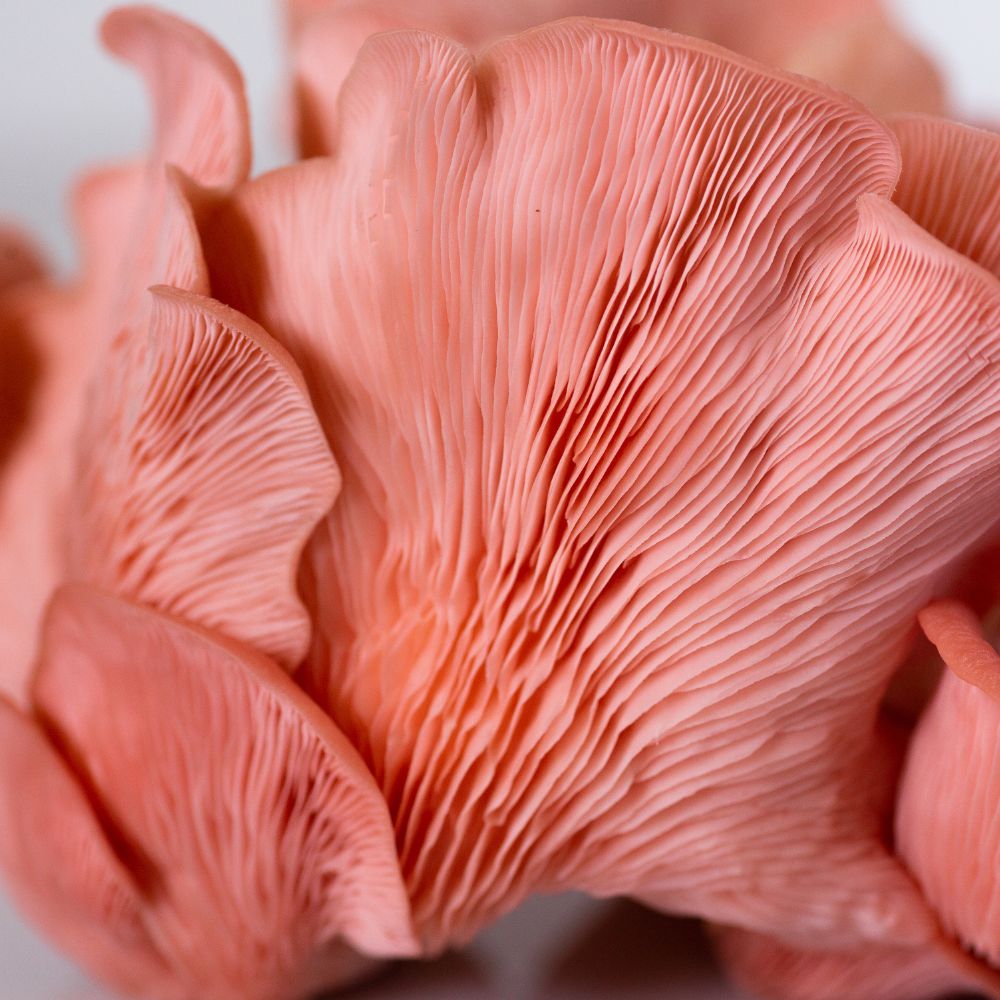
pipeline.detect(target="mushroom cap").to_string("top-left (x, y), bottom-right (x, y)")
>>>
top-left (0, 586), bottom-right (416, 1000)
top-left (897, 601), bottom-right (1000, 971)
top-left (69, 285), bottom-right (340, 669)
top-left (202, 18), bottom-right (1000, 952)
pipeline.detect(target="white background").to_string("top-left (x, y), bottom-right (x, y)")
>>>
top-left (0, 1), bottom-right (996, 997)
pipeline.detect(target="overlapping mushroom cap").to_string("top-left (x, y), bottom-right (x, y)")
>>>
top-left (285, 0), bottom-right (945, 156)
top-left (2, 5), bottom-right (1000, 1000)
top-left (0, 589), bottom-right (415, 1000)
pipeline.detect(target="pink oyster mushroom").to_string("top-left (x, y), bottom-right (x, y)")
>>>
top-left (1, 7), bottom-right (413, 999)
top-left (2, 6), bottom-right (1000, 1000)
top-left (203, 10), bottom-right (1000, 994)
top-left (285, 0), bottom-right (946, 156)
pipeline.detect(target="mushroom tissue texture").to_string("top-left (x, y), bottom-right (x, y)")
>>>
top-left (0, 3), bottom-right (999, 999)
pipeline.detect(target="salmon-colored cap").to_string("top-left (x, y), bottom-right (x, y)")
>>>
top-left (0, 586), bottom-right (417, 999)
top-left (203, 17), bottom-right (1000, 955)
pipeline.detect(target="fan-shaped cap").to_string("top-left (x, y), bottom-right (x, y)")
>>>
top-left (0, 585), bottom-right (417, 1000)
top-left (896, 601), bottom-right (1000, 973)
top-left (203, 20), bottom-right (1000, 952)
top-left (284, 0), bottom-right (944, 155)
top-left (69, 286), bottom-right (339, 668)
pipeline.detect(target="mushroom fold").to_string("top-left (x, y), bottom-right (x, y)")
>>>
top-left (69, 286), bottom-right (340, 669)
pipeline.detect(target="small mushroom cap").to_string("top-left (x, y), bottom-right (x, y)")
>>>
top-left (0, 585), bottom-right (416, 1000)
top-left (896, 601), bottom-right (1000, 973)
top-left (69, 285), bottom-right (339, 669)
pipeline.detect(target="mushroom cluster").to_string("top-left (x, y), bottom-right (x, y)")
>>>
top-left (1, 3), bottom-right (999, 999)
